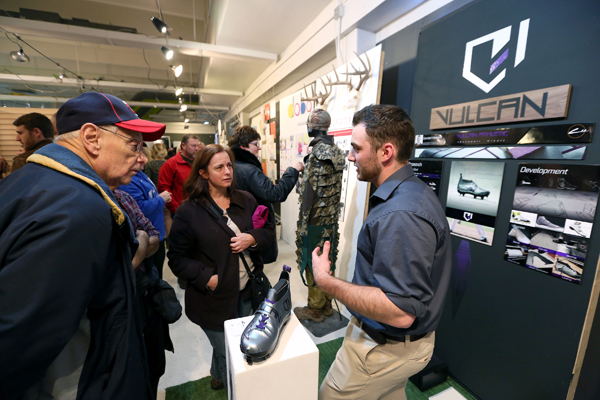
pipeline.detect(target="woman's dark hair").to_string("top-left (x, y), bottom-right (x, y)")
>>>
top-left (229, 125), bottom-right (260, 148)
top-left (183, 144), bottom-right (236, 203)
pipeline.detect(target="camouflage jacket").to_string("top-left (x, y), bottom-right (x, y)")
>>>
top-left (295, 135), bottom-right (345, 273)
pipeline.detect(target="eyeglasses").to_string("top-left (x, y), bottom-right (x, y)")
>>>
top-left (248, 141), bottom-right (261, 148)
top-left (98, 126), bottom-right (144, 154)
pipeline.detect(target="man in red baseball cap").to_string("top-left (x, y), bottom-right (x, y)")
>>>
top-left (0, 92), bottom-right (165, 399)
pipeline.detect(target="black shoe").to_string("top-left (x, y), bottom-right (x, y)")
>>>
top-left (210, 378), bottom-right (225, 391)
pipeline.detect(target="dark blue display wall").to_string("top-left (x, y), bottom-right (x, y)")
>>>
top-left (405, 0), bottom-right (600, 399)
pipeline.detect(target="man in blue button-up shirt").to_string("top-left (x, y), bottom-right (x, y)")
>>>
top-left (314, 104), bottom-right (452, 400)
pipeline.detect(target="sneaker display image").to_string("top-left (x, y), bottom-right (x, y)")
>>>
top-left (457, 173), bottom-right (490, 199)
top-left (510, 210), bottom-right (537, 227)
top-left (526, 250), bottom-right (555, 271)
top-left (511, 211), bottom-right (530, 224)
top-left (508, 225), bottom-right (531, 244)
top-left (240, 265), bottom-right (292, 365)
top-left (555, 259), bottom-right (583, 280)
top-left (535, 215), bottom-right (562, 231)
top-left (569, 221), bottom-right (585, 236)
top-left (557, 177), bottom-right (577, 190)
top-left (564, 220), bottom-right (592, 238)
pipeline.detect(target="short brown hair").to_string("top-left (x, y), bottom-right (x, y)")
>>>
top-left (352, 105), bottom-right (415, 163)
top-left (183, 144), bottom-right (236, 203)
top-left (229, 126), bottom-right (260, 148)
top-left (13, 113), bottom-right (56, 138)
top-left (181, 134), bottom-right (199, 145)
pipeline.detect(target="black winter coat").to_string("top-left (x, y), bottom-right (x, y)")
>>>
top-left (231, 146), bottom-right (299, 263)
top-left (167, 190), bottom-right (275, 331)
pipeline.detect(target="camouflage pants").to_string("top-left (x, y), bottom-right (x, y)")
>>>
top-left (305, 267), bottom-right (333, 310)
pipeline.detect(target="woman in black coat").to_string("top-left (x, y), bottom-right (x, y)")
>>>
top-left (230, 126), bottom-right (303, 263)
top-left (167, 144), bottom-right (275, 391)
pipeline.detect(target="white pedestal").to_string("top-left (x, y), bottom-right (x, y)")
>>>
top-left (224, 314), bottom-right (319, 400)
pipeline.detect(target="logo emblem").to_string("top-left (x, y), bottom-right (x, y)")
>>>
top-left (567, 124), bottom-right (589, 139)
top-left (463, 212), bottom-right (473, 221)
top-left (463, 19), bottom-right (530, 93)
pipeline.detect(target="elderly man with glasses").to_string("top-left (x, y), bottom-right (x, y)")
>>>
top-left (0, 92), bottom-right (166, 400)
top-left (229, 125), bottom-right (304, 264)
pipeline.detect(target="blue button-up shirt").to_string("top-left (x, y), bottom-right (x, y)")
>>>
top-left (350, 164), bottom-right (452, 336)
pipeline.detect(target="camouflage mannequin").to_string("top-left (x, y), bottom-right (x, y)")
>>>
top-left (294, 109), bottom-right (346, 323)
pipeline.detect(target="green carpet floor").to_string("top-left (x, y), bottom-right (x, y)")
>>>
top-left (165, 337), bottom-right (476, 400)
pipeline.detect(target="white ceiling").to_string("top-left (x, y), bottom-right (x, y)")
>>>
top-left (0, 0), bottom-right (330, 123)
top-left (215, 0), bottom-right (329, 54)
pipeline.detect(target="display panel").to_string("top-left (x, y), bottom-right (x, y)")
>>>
top-left (446, 161), bottom-right (505, 245)
top-left (505, 163), bottom-right (600, 283)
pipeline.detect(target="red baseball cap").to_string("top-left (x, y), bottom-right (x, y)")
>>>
top-left (57, 92), bottom-right (166, 141)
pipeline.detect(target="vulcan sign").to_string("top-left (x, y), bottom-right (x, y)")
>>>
top-left (430, 84), bottom-right (571, 130)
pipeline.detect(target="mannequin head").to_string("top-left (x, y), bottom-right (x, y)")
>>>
top-left (307, 109), bottom-right (331, 138)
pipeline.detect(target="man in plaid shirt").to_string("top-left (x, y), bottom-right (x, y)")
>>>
top-left (114, 189), bottom-right (160, 271)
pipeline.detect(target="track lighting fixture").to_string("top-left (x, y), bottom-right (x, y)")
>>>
top-left (184, 124), bottom-right (189, 130)
top-left (172, 64), bottom-right (183, 77)
top-left (175, 87), bottom-right (183, 96)
top-left (10, 47), bottom-right (30, 63)
top-left (184, 118), bottom-right (189, 123)
top-left (203, 121), bottom-right (209, 125)
top-left (161, 46), bottom-right (174, 60)
top-left (179, 104), bottom-right (187, 112)
top-left (151, 17), bottom-right (169, 34)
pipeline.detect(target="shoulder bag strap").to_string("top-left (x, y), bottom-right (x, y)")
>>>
top-left (199, 199), bottom-right (256, 280)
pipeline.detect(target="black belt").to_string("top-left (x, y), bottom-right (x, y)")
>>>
top-left (360, 321), bottom-right (427, 345)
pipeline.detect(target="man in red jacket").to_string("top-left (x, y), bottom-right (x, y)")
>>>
top-left (158, 134), bottom-right (202, 215)
top-left (158, 134), bottom-right (201, 289)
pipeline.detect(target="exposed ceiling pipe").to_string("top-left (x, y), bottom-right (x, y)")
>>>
top-left (0, 16), bottom-right (278, 61)
top-left (0, 74), bottom-right (242, 97)
top-left (0, 94), bottom-right (229, 110)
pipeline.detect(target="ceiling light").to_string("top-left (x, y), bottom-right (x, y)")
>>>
top-left (173, 64), bottom-right (183, 77)
top-left (203, 121), bottom-right (209, 125)
top-left (161, 46), bottom-right (174, 60)
top-left (175, 87), bottom-right (183, 96)
top-left (184, 124), bottom-right (189, 130)
top-left (151, 17), bottom-right (169, 34)
top-left (184, 118), bottom-right (189, 123)
top-left (179, 104), bottom-right (187, 112)
top-left (10, 48), bottom-right (30, 63)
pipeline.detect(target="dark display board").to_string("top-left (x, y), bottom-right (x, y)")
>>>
top-left (406, 0), bottom-right (600, 399)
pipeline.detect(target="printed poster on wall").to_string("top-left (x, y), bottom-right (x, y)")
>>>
top-left (504, 163), bottom-right (600, 284)
top-left (446, 161), bottom-right (505, 246)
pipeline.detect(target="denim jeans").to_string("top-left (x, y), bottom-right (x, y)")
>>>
top-left (202, 296), bottom-right (253, 386)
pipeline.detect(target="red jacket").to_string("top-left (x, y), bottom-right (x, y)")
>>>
top-left (158, 152), bottom-right (192, 213)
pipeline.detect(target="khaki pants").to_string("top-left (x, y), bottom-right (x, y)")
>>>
top-left (320, 317), bottom-right (435, 400)
top-left (306, 268), bottom-right (333, 309)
